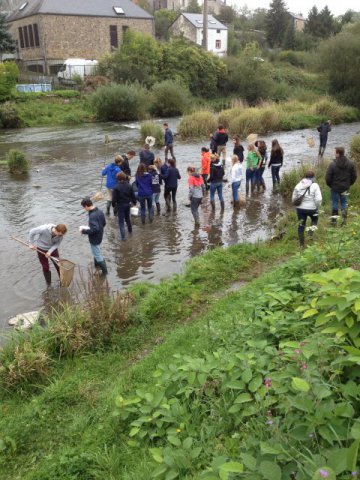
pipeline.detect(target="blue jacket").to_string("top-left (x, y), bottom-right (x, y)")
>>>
top-left (83, 207), bottom-right (106, 245)
top-left (136, 173), bottom-right (153, 197)
top-left (162, 166), bottom-right (181, 189)
top-left (139, 149), bottom-right (155, 167)
top-left (164, 128), bottom-right (173, 146)
top-left (102, 163), bottom-right (121, 189)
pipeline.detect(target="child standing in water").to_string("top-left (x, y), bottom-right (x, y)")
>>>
top-left (245, 144), bottom-right (260, 195)
top-left (187, 167), bottom-right (205, 226)
top-left (229, 154), bottom-right (242, 208)
top-left (254, 140), bottom-right (267, 192)
top-left (268, 139), bottom-right (284, 189)
top-left (201, 147), bottom-right (211, 191)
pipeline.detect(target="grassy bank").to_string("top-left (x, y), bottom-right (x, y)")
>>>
top-left (1, 159), bottom-right (360, 479)
top-left (179, 97), bottom-right (360, 139)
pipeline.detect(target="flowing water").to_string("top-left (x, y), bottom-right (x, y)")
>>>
top-left (0, 119), bottom-right (359, 330)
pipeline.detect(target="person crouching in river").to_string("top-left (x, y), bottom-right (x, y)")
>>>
top-left (135, 163), bottom-right (154, 224)
top-left (28, 223), bottom-right (68, 285)
top-left (292, 170), bottom-right (322, 248)
top-left (112, 172), bottom-right (137, 241)
top-left (187, 166), bottom-right (205, 227)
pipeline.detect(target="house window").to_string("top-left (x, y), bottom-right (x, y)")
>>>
top-left (110, 25), bottom-right (118, 48)
top-left (113, 6), bottom-right (125, 15)
top-left (18, 27), bottom-right (24, 48)
top-left (216, 39), bottom-right (221, 49)
top-left (23, 25), bottom-right (29, 47)
top-left (33, 23), bottom-right (40, 47)
top-left (28, 24), bottom-right (34, 47)
top-left (216, 29), bottom-right (221, 33)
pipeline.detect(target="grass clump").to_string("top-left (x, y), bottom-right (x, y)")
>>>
top-left (312, 97), bottom-right (359, 123)
top-left (178, 110), bottom-right (217, 138)
top-left (350, 134), bottom-right (360, 166)
top-left (150, 80), bottom-right (191, 117)
top-left (140, 121), bottom-right (163, 147)
top-left (91, 84), bottom-right (149, 121)
top-left (7, 149), bottom-right (29, 174)
top-left (0, 101), bottom-right (23, 128)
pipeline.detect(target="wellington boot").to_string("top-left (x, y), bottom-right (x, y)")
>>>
top-left (233, 200), bottom-right (240, 209)
top-left (156, 203), bottom-right (161, 215)
top-left (341, 208), bottom-right (347, 226)
top-left (173, 201), bottom-right (177, 212)
top-left (113, 203), bottom-right (118, 216)
top-left (331, 209), bottom-right (339, 225)
top-left (97, 260), bottom-right (108, 275)
top-left (141, 214), bottom-right (146, 225)
top-left (210, 200), bottom-right (215, 211)
top-left (220, 201), bottom-right (225, 212)
top-left (299, 231), bottom-right (305, 248)
top-left (43, 270), bottom-right (51, 285)
top-left (165, 197), bottom-right (171, 213)
top-left (106, 201), bottom-right (111, 215)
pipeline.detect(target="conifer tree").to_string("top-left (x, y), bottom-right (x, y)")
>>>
top-left (265, 0), bottom-right (289, 47)
top-left (0, 14), bottom-right (15, 53)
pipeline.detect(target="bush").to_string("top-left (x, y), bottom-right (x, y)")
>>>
top-left (178, 110), bottom-right (217, 138)
top-left (277, 50), bottom-right (306, 67)
top-left (350, 134), bottom-right (360, 166)
top-left (91, 83), bottom-right (149, 121)
top-left (0, 61), bottom-right (19, 101)
top-left (140, 121), bottom-right (163, 146)
top-left (54, 90), bottom-right (81, 98)
top-left (150, 80), bottom-right (191, 117)
top-left (7, 149), bottom-right (29, 174)
top-left (312, 98), bottom-right (359, 123)
top-left (0, 101), bottom-right (22, 128)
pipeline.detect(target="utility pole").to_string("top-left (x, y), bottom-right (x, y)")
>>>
top-left (202, 0), bottom-right (208, 51)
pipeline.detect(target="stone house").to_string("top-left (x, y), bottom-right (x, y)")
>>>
top-left (289, 12), bottom-right (305, 32)
top-left (6, 0), bottom-right (154, 74)
top-left (170, 13), bottom-right (227, 56)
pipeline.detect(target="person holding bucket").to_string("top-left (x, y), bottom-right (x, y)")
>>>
top-left (28, 223), bottom-right (68, 285)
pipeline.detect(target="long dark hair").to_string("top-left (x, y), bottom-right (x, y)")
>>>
top-left (136, 163), bottom-right (147, 176)
top-left (271, 139), bottom-right (283, 155)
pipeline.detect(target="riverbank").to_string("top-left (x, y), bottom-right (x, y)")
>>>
top-left (1, 157), bottom-right (360, 478)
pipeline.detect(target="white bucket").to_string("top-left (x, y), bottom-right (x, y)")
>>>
top-left (130, 206), bottom-right (139, 216)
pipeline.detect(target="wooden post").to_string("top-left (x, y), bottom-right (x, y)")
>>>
top-left (202, 0), bottom-right (208, 51)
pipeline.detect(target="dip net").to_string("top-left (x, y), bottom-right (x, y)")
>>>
top-left (58, 259), bottom-right (76, 287)
top-left (91, 191), bottom-right (105, 201)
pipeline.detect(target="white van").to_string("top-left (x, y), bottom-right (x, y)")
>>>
top-left (57, 58), bottom-right (98, 83)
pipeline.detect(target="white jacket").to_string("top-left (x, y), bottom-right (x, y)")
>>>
top-left (292, 178), bottom-right (322, 210)
top-left (230, 164), bottom-right (242, 184)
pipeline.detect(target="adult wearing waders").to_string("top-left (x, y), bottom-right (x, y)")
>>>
top-left (80, 198), bottom-right (107, 275)
top-left (28, 223), bottom-right (68, 285)
top-left (163, 122), bottom-right (176, 162)
top-left (317, 120), bottom-right (331, 157)
top-left (101, 155), bottom-right (122, 216)
top-left (325, 146), bottom-right (357, 225)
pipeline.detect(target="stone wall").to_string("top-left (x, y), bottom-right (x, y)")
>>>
top-left (170, 15), bottom-right (196, 42)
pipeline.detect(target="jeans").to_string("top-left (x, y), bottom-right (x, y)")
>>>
top-left (217, 145), bottom-right (226, 165)
top-left (296, 208), bottom-right (318, 234)
top-left (331, 190), bottom-right (348, 212)
top-left (256, 167), bottom-right (265, 186)
top-left (210, 182), bottom-right (223, 202)
top-left (165, 143), bottom-right (175, 160)
top-left (246, 169), bottom-right (256, 191)
top-left (117, 204), bottom-right (132, 240)
top-left (190, 197), bottom-right (202, 223)
top-left (231, 181), bottom-right (241, 202)
top-left (139, 195), bottom-right (154, 223)
top-left (271, 165), bottom-right (281, 186)
top-left (90, 243), bottom-right (104, 262)
top-left (37, 248), bottom-right (59, 274)
top-left (153, 192), bottom-right (160, 204)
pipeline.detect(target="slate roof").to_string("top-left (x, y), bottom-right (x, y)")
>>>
top-left (289, 12), bottom-right (305, 21)
top-left (181, 13), bottom-right (227, 30)
top-left (7, 0), bottom-right (153, 22)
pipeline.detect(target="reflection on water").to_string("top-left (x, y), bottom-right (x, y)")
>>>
top-left (0, 120), bottom-right (359, 329)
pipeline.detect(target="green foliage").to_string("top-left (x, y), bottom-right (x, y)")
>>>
top-left (0, 61), bottom-right (18, 101)
top-left (0, 13), bottom-right (16, 53)
top-left (178, 110), bottom-right (217, 138)
top-left (53, 89), bottom-right (81, 98)
top-left (91, 83), bottom-right (149, 121)
top-left (0, 101), bottom-right (22, 128)
top-left (185, 0), bottom-right (201, 14)
top-left (150, 80), bottom-right (191, 117)
top-left (265, 0), bottom-right (289, 47)
top-left (216, 5), bottom-right (238, 24)
top-left (277, 50), bottom-right (306, 67)
top-left (6, 148), bottom-right (29, 174)
top-left (318, 22), bottom-right (360, 107)
top-left (154, 9), bottom-right (179, 39)
top-left (350, 134), bottom-right (360, 165)
top-left (140, 121), bottom-right (163, 146)
top-left (305, 6), bottom-right (336, 39)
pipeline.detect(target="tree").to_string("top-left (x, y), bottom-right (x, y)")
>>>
top-left (282, 18), bottom-right (295, 49)
top-left (265, 0), bottom-right (289, 47)
top-left (154, 9), bottom-right (179, 39)
top-left (0, 14), bottom-right (15, 53)
top-left (304, 5), bottom-right (335, 38)
top-left (216, 5), bottom-right (238, 24)
top-left (185, 0), bottom-right (201, 14)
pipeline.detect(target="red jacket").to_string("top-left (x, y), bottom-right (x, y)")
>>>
top-left (201, 152), bottom-right (211, 175)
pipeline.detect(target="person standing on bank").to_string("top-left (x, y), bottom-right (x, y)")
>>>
top-left (80, 198), bottom-right (107, 275)
top-left (325, 146), bottom-right (357, 225)
top-left (213, 125), bottom-right (228, 166)
top-left (268, 139), bottom-right (283, 189)
top-left (28, 223), bottom-right (68, 285)
top-left (162, 159), bottom-right (181, 213)
top-left (163, 122), bottom-right (176, 161)
top-left (187, 166), bottom-right (205, 227)
top-left (292, 171), bottom-right (322, 247)
top-left (102, 155), bottom-right (122, 216)
top-left (209, 154), bottom-right (225, 211)
top-left (112, 172), bottom-right (137, 241)
top-left (317, 119), bottom-right (331, 157)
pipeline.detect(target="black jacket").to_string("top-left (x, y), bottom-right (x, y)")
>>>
top-left (325, 156), bottom-right (357, 193)
top-left (268, 149), bottom-right (283, 167)
top-left (139, 149), bottom-right (154, 167)
top-left (317, 122), bottom-right (331, 139)
top-left (209, 161), bottom-right (225, 183)
top-left (83, 207), bottom-right (106, 245)
top-left (233, 145), bottom-right (244, 162)
top-left (121, 154), bottom-right (131, 177)
top-left (213, 130), bottom-right (228, 146)
top-left (112, 181), bottom-right (136, 207)
top-left (162, 166), bottom-right (181, 189)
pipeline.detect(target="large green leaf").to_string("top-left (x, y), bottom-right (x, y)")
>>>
top-left (291, 377), bottom-right (310, 392)
top-left (259, 461), bottom-right (282, 480)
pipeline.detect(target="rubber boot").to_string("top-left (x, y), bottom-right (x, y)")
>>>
top-left (106, 201), bottom-right (111, 215)
top-left (220, 201), bottom-right (225, 212)
top-left (43, 270), bottom-right (51, 285)
top-left (341, 208), bottom-right (347, 226)
top-left (210, 200), bottom-right (215, 211)
top-left (98, 260), bottom-right (108, 275)
top-left (331, 209), bottom-right (338, 226)
top-left (165, 197), bottom-right (171, 213)
top-left (113, 203), bottom-right (118, 216)
top-left (156, 203), bottom-right (161, 215)
top-left (246, 182), bottom-right (249, 195)
top-left (94, 258), bottom-right (100, 273)
top-left (233, 200), bottom-right (240, 209)
top-left (173, 201), bottom-right (177, 212)
top-left (141, 213), bottom-right (146, 225)
top-left (299, 231), bottom-right (305, 248)
top-left (149, 208), bottom-right (154, 223)
top-left (261, 178), bottom-right (266, 191)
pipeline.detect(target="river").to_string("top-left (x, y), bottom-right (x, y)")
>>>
top-left (0, 120), bottom-right (359, 330)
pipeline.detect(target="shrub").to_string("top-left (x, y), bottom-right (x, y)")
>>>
top-left (0, 101), bottom-right (22, 128)
top-left (91, 84), bottom-right (149, 121)
top-left (350, 134), bottom-right (360, 166)
top-left (312, 98), bottom-right (359, 124)
top-left (178, 110), bottom-right (217, 138)
top-left (7, 149), bottom-right (29, 174)
top-left (278, 163), bottom-right (311, 197)
top-left (0, 62), bottom-right (19, 101)
top-left (54, 90), bottom-right (81, 98)
top-left (277, 50), bottom-right (306, 67)
top-left (150, 80), bottom-right (191, 117)
top-left (220, 104), bottom-right (281, 136)
top-left (140, 121), bottom-right (163, 146)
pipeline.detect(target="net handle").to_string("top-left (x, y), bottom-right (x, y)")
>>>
top-left (11, 236), bottom-right (60, 262)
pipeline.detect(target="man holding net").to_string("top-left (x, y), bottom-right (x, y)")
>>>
top-left (28, 224), bottom-right (68, 285)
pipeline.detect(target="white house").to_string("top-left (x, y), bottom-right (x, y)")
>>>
top-left (170, 13), bottom-right (228, 56)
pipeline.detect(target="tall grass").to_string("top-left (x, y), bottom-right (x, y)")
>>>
top-left (350, 134), bottom-right (360, 166)
top-left (7, 149), bottom-right (29, 174)
top-left (177, 110), bottom-right (217, 138)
